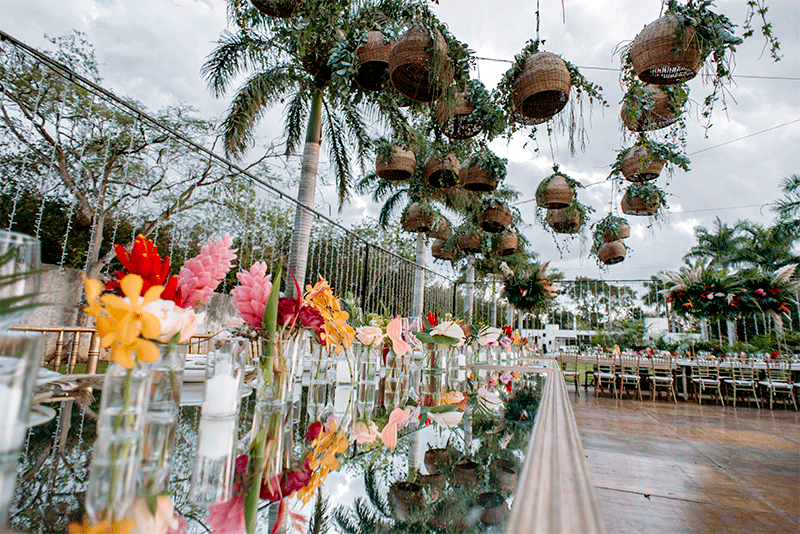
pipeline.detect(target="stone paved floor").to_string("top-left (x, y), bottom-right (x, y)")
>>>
top-left (570, 391), bottom-right (800, 534)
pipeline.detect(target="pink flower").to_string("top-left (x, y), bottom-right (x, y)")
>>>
top-left (386, 317), bottom-right (410, 356)
top-left (402, 328), bottom-right (423, 351)
top-left (380, 407), bottom-right (411, 449)
top-left (351, 420), bottom-right (380, 444)
top-left (207, 494), bottom-right (245, 534)
top-left (231, 262), bottom-right (272, 329)
top-left (487, 375), bottom-right (497, 389)
top-left (499, 372), bottom-right (512, 385)
top-left (177, 234), bottom-right (237, 309)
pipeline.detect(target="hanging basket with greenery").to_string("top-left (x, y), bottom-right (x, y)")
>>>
top-left (435, 79), bottom-right (506, 140)
top-left (354, 30), bottom-right (394, 92)
top-left (375, 138), bottom-right (416, 182)
top-left (503, 261), bottom-right (558, 313)
top-left (423, 153), bottom-right (461, 189)
top-left (590, 214), bottom-right (630, 266)
top-left (461, 147), bottom-right (507, 193)
top-left (478, 195), bottom-right (515, 234)
top-left (611, 136), bottom-right (690, 183)
top-left (620, 81), bottom-right (688, 132)
top-left (250, 0), bottom-right (303, 19)
top-left (545, 201), bottom-right (587, 235)
top-left (621, 182), bottom-right (667, 217)
top-left (493, 229), bottom-right (519, 257)
top-left (427, 215), bottom-right (452, 240)
top-left (431, 237), bottom-right (456, 261)
top-left (535, 165), bottom-right (581, 210)
top-left (599, 241), bottom-right (628, 266)
top-left (401, 201), bottom-right (437, 233)
top-left (629, 13), bottom-right (706, 85)
top-left (450, 223), bottom-right (484, 255)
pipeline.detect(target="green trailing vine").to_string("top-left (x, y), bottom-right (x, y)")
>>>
top-left (590, 214), bottom-right (630, 258)
top-left (623, 182), bottom-right (669, 219)
top-left (609, 134), bottom-right (691, 179)
top-left (535, 165), bottom-right (583, 206)
top-left (467, 145), bottom-right (508, 183)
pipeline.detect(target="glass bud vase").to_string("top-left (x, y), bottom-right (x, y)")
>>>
top-left (0, 331), bottom-right (40, 528)
top-left (421, 345), bottom-right (443, 407)
top-left (139, 343), bottom-right (187, 494)
top-left (384, 346), bottom-right (410, 410)
top-left (306, 344), bottom-right (331, 421)
top-left (248, 333), bottom-right (306, 499)
top-left (354, 342), bottom-right (378, 415)
top-left (189, 337), bottom-right (247, 506)
top-left (85, 361), bottom-right (151, 523)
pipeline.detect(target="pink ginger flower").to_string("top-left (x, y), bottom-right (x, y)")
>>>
top-left (231, 262), bottom-right (272, 329)
top-left (206, 494), bottom-right (245, 534)
top-left (177, 234), bottom-right (237, 309)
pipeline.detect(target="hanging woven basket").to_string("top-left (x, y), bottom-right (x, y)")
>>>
top-left (460, 163), bottom-right (498, 193)
top-left (621, 195), bottom-right (660, 216)
top-left (401, 202), bottom-right (435, 233)
top-left (512, 52), bottom-right (572, 120)
top-left (621, 146), bottom-right (665, 182)
top-left (388, 26), bottom-right (454, 103)
top-left (603, 222), bottom-right (631, 243)
top-left (355, 31), bottom-right (393, 92)
top-left (431, 238), bottom-right (455, 260)
top-left (494, 231), bottom-right (518, 256)
top-left (423, 154), bottom-right (460, 189)
top-left (546, 208), bottom-right (583, 234)
top-left (436, 91), bottom-right (481, 140)
top-left (301, 46), bottom-right (332, 84)
top-left (456, 232), bottom-right (483, 254)
top-left (536, 175), bottom-right (574, 209)
top-left (630, 15), bottom-right (704, 85)
top-left (427, 217), bottom-right (452, 240)
top-left (598, 240), bottom-right (627, 265)
top-left (251, 0), bottom-right (302, 18)
top-left (376, 147), bottom-right (416, 181)
top-left (479, 204), bottom-right (512, 233)
top-left (621, 84), bottom-right (680, 132)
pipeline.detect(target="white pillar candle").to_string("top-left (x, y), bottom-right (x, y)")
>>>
top-left (196, 415), bottom-right (237, 459)
top-left (0, 383), bottom-right (24, 453)
top-left (201, 374), bottom-right (239, 415)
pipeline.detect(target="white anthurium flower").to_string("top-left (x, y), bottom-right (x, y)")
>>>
top-left (477, 387), bottom-right (503, 413)
top-left (477, 326), bottom-right (502, 346)
top-left (141, 298), bottom-right (204, 344)
top-left (430, 320), bottom-right (465, 343)
top-left (428, 410), bottom-right (464, 429)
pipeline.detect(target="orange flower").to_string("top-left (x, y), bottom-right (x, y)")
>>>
top-left (67, 518), bottom-right (135, 534)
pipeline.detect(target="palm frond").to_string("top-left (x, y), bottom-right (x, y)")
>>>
top-left (321, 99), bottom-right (352, 208)
top-left (201, 30), bottom-right (272, 98)
top-left (364, 466), bottom-right (392, 518)
top-left (332, 507), bottom-right (360, 534)
top-left (284, 88), bottom-right (310, 156)
top-left (377, 190), bottom-right (407, 227)
top-left (308, 488), bottom-right (330, 534)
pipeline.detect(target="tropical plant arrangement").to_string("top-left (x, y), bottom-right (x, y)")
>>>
top-left (621, 181), bottom-right (668, 218)
top-left (619, 77), bottom-right (689, 134)
top-left (609, 134), bottom-right (691, 182)
top-left (590, 214), bottom-right (630, 266)
top-left (435, 79), bottom-right (507, 140)
top-left (736, 265), bottom-right (800, 327)
top-left (657, 262), bottom-right (742, 320)
top-left (535, 165), bottom-right (582, 210)
top-left (461, 145), bottom-right (507, 193)
top-left (627, 0), bottom-right (780, 128)
top-left (493, 39), bottom-right (606, 149)
top-left (501, 261), bottom-right (558, 313)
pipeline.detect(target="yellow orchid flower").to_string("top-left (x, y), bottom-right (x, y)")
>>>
top-left (83, 274), bottom-right (164, 369)
top-left (67, 518), bottom-right (135, 534)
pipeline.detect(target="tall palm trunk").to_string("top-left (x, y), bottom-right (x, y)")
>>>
top-left (287, 89), bottom-right (323, 296)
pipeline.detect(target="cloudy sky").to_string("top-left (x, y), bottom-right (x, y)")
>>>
top-left (5, 0), bottom-right (800, 282)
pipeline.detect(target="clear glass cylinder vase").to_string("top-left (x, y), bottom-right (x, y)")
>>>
top-left (421, 346), bottom-right (444, 407)
top-left (139, 343), bottom-right (187, 494)
top-left (189, 337), bottom-right (247, 506)
top-left (0, 331), bottom-right (40, 527)
top-left (384, 347), bottom-right (410, 410)
top-left (85, 361), bottom-right (151, 523)
top-left (305, 344), bottom-right (331, 421)
top-left (249, 333), bottom-right (307, 498)
top-left (354, 343), bottom-right (378, 416)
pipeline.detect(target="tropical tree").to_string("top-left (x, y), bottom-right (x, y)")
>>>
top-left (202, 0), bottom-right (467, 292)
top-left (565, 278), bottom-right (637, 330)
top-left (774, 173), bottom-right (800, 236)
top-left (0, 32), bottom-right (230, 277)
top-left (683, 217), bottom-right (744, 270)
top-left (731, 221), bottom-right (799, 272)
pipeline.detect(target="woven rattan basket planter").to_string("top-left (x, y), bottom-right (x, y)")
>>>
top-left (460, 163), bottom-right (498, 193)
top-left (431, 238), bottom-right (455, 260)
top-left (512, 52), bottom-right (571, 120)
top-left (251, 0), bottom-right (302, 18)
top-left (424, 154), bottom-right (460, 189)
top-left (537, 175), bottom-right (575, 209)
top-left (401, 203), bottom-right (434, 233)
top-left (355, 31), bottom-right (393, 92)
top-left (436, 91), bottom-right (481, 140)
top-left (630, 15), bottom-right (704, 85)
top-left (603, 222), bottom-right (631, 243)
top-left (301, 46), bottom-right (332, 84)
top-left (621, 195), bottom-right (659, 216)
top-left (546, 208), bottom-right (583, 234)
top-left (598, 240), bottom-right (627, 265)
top-left (427, 217), bottom-right (452, 240)
top-left (621, 84), bottom-right (680, 132)
top-left (388, 26), bottom-right (454, 103)
top-left (494, 231), bottom-right (518, 256)
top-left (479, 204), bottom-right (512, 233)
top-left (621, 146), bottom-right (665, 182)
top-left (456, 232), bottom-right (483, 254)
top-left (376, 147), bottom-right (416, 181)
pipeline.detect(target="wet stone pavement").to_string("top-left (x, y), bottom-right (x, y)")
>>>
top-left (570, 393), bottom-right (800, 534)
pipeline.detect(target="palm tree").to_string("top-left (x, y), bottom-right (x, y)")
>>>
top-left (774, 173), bottom-right (800, 235)
top-left (683, 217), bottom-right (744, 271)
top-left (731, 221), bottom-right (799, 272)
top-left (202, 0), bottom-right (440, 291)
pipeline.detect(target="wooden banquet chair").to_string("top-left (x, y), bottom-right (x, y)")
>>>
top-left (558, 351), bottom-right (581, 396)
top-left (616, 355), bottom-right (642, 400)
top-left (648, 355), bottom-right (677, 403)
top-left (593, 353), bottom-right (617, 398)
top-left (758, 359), bottom-right (797, 410)
top-left (691, 359), bottom-right (724, 406)
top-left (725, 358), bottom-right (760, 408)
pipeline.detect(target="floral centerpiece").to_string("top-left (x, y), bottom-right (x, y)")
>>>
top-left (501, 261), bottom-right (558, 313)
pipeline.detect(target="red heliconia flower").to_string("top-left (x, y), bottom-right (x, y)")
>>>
top-left (304, 422), bottom-right (323, 443)
top-left (106, 235), bottom-right (179, 303)
top-left (427, 311), bottom-right (439, 327)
